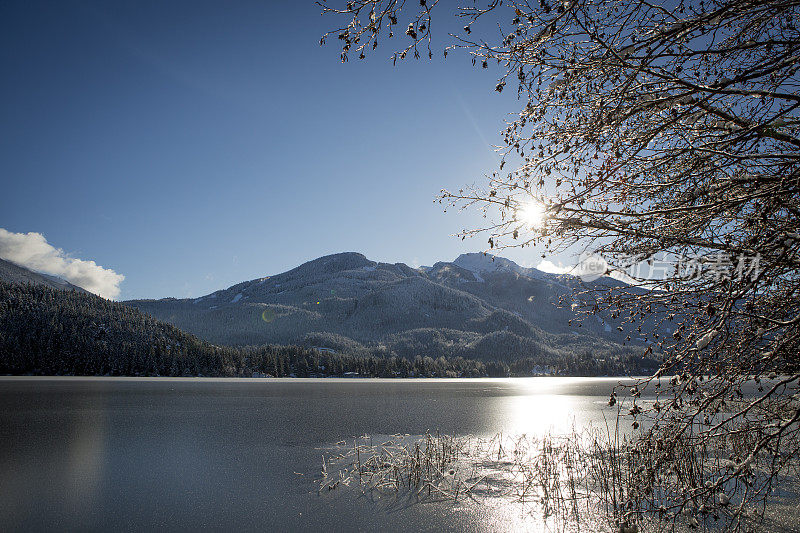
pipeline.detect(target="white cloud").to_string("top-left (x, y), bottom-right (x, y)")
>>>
top-left (536, 259), bottom-right (574, 275)
top-left (0, 228), bottom-right (124, 299)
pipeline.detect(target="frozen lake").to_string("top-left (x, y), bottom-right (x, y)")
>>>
top-left (0, 377), bottom-right (794, 531)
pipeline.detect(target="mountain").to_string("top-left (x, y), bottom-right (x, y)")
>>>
top-left (451, 252), bottom-right (550, 281)
top-left (1, 280), bottom-right (654, 377)
top-left (0, 280), bottom-right (499, 378)
top-left (126, 252), bottom-right (665, 372)
top-left (0, 257), bottom-right (87, 293)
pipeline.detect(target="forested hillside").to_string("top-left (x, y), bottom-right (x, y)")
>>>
top-left (0, 282), bottom-right (657, 377)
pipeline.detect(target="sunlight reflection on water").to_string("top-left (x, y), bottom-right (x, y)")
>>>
top-left (494, 377), bottom-right (624, 438)
top-left (508, 392), bottom-right (577, 437)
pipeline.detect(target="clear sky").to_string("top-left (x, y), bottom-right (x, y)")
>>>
top-left (0, 1), bottom-right (568, 300)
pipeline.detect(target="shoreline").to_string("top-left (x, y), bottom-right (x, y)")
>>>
top-left (0, 375), bottom-right (647, 382)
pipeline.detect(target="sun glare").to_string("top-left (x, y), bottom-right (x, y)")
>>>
top-left (517, 200), bottom-right (546, 228)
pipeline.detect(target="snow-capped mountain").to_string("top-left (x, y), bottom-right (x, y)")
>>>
top-left (452, 252), bottom-right (551, 281)
top-left (126, 252), bottom-right (664, 366)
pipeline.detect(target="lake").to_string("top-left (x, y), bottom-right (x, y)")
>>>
top-left (0, 377), bottom-right (795, 532)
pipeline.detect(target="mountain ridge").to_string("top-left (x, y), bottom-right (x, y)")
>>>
top-left (0, 257), bottom-right (87, 293)
top-left (125, 252), bottom-right (664, 372)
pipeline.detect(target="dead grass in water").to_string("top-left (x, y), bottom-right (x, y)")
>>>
top-left (318, 423), bottom-right (799, 533)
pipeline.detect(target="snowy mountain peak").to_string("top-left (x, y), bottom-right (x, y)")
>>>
top-left (454, 253), bottom-right (520, 274)
top-left (453, 253), bottom-right (549, 280)
top-left (287, 252), bottom-right (375, 276)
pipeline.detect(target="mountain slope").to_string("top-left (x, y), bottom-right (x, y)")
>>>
top-left (0, 281), bottom-right (502, 377)
top-left (126, 252), bottom-right (661, 372)
top-left (0, 257), bottom-right (87, 293)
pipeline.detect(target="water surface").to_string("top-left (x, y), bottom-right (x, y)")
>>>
top-left (0, 376), bottom-right (782, 532)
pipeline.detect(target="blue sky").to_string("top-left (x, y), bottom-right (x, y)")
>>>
top-left (0, 1), bottom-right (567, 299)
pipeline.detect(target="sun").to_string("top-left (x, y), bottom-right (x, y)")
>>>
top-left (517, 200), bottom-right (546, 228)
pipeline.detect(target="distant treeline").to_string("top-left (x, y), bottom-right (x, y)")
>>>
top-left (0, 282), bottom-right (658, 377)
